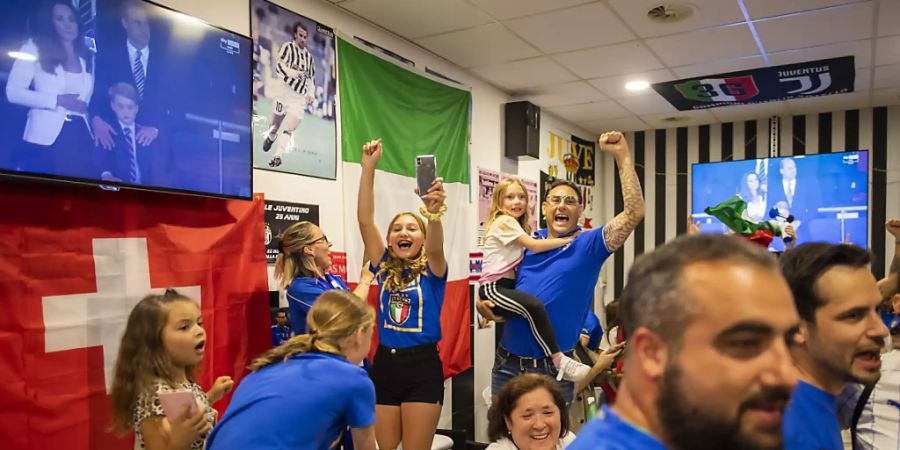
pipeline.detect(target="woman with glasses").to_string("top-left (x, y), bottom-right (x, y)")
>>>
top-left (274, 221), bottom-right (375, 335)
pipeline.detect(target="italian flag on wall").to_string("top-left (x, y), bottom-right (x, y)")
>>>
top-left (337, 38), bottom-right (471, 378)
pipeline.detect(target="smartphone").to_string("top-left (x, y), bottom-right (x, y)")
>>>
top-left (158, 390), bottom-right (197, 422)
top-left (415, 155), bottom-right (437, 197)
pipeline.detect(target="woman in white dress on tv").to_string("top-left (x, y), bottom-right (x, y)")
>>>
top-left (739, 171), bottom-right (766, 222)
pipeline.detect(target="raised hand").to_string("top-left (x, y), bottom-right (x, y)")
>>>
top-left (418, 177), bottom-right (446, 214)
top-left (206, 376), bottom-right (234, 403)
top-left (887, 219), bottom-right (900, 240)
top-left (687, 214), bottom-right (701, 236)
top-left (599, 131), bottom-right (630, 160)
top-left (361, 139), bottom-right (382, 167)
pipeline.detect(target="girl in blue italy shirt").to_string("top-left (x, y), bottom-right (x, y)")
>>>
top-left (357, 138), bottom-right (448, 450)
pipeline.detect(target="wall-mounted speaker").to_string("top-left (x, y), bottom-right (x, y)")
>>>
top-left (504, 101), bottom-right (540, 159)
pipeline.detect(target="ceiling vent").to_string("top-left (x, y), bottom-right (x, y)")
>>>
top-left (662, 116), bottom-right (688, 123)
top-left (647, 3), bottom-right (696, 23)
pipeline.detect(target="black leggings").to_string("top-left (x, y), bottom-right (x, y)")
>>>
top-left (479, 278), bottom-right (559, 356)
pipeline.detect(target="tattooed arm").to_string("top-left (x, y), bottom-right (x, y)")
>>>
top-left (600, 131), bottom-right (645, 252)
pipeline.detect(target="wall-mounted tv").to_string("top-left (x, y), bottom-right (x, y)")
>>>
top-left (0, 0), bottom-right (252, 199)
top-left (692, 150), bottom-right (869, 252)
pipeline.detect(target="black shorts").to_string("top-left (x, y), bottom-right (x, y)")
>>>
top-left (370, 343), bottom-right (444, 406)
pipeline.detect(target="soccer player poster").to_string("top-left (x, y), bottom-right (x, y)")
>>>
top-left (251, 0), bottom-right (337, 179)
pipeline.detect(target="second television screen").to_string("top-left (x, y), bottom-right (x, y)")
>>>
top-left (692, 151), bottom-right (869, 252)
top-left (0, 0), bottom-right (252, 198)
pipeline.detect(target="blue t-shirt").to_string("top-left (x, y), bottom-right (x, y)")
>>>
top-left (503, 226), bottom-right (613, 357)
top-left (568, 406), bottom-right (667, 450)
top-left (286, 274), bottom-right (349, 334)
top-left (206, 353), bottom-right (375, 450)
top-left (371, 251), bottom-right (447, 348)
top-left (581, 311), bottom-right (603, 350)
top-left (271, 325), bottom-right (292, 347)
top-left (783, 381), bottom-right (843, 450)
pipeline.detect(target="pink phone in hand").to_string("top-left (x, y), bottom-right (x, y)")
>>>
top-left (158, 390), bottom-right (197, 422)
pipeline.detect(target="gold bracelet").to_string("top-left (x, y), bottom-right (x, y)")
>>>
top-left (419, 204), bottom-right (447, 222)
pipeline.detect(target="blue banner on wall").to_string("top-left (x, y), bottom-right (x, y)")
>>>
top-left (652, 56), bottom-right (855, 111)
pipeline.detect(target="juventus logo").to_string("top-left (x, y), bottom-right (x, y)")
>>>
top-left (781, 73), bottom-right (832, 95)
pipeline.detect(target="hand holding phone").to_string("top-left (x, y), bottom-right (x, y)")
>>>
top-left (158, 390), bottom-right (197, 423)
top-left (415, 155), bottom-right (436, 197)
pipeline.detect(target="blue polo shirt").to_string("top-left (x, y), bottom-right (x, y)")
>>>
top-left (371, 251), bottom-right (447, 348)
top-left (206, 352), bottom-right (375, 450)
top-left (271, 325), bottom-right (292, 347)
top-left (503, 226), bottom-right (612, 357)
top-left (286, 274), bottom-right (349, 334)
top-left (783, 381), bottom-right (843, 450)
top-left (581, 311), bottom-right (603, 350)
top-left (568, 406), bottom-right (667, 450)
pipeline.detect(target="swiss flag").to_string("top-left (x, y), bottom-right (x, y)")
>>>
top-left (0, 180), bottom-right (270, 449)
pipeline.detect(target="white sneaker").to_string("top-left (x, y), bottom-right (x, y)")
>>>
top-left (556, 355), bottom-right (591, 382)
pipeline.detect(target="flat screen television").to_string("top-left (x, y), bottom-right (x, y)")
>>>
top-left (0, 0), bottom-right (252, 199)
top-left (692, 150), bottom-right (869, 252)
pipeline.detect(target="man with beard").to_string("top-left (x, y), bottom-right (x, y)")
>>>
top-left (779, 243), bottom-right (889, 449)
top-left (477, 131), bottom-right (644, 403)
top-left (569, 234), bottom-right (799, 450)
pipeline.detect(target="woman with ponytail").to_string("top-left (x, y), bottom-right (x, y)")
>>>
top-left (275, 221), bottom-right (375, 335)
top-left (206, 290), bottom-right (376, 450)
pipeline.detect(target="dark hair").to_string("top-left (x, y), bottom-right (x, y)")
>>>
top-left (604, 299), bottom-right (621, 344)
top-left (739, 171), bottom-right (760, 202)
top-left (487, 374), bottom-right (569, 442)
top-left (621, 234), bottom-right (777, 346)
top-left (779, 242), bottom-right (871, 323)
top-left (293, 22), bottom-right (307, 35)
top-left (546, 179), bottom-right (582, 204)
top-left (33, 1), bottom-right (91, 74)
top-left (119, 0), bottom-right (145, 19)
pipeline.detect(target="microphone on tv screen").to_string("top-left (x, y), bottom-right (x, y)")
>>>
top-left (769, 208), bottom-right (795, 243)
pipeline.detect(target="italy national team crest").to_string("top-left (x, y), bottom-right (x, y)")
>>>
top-left (388, 292), bottom-right (411, 325)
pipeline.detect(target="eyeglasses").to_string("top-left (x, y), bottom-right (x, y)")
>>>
top-left (311, 235), bottom-right (329, 245)
top-left (546, 195), bottom-right (579, 206)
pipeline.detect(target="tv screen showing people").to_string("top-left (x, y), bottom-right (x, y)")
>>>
top-left (692, 150), bottom-right (869, 251)
top-left (0, 0), bottom-right (252, 199)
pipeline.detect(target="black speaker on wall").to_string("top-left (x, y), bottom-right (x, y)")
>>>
top-left (505, 101), bottom-right (540, 159)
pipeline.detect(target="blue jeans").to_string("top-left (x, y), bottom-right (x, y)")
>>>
top-left (491, 346), bottom-right (575, 404)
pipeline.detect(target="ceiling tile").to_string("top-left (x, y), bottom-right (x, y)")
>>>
top-left (467, 0), bottom-right (594, 20)
top-left (587, 69), bottom-right (676, 99)
top-left (641, 110), bottom-right (716, 129)
top-left (743, 0), bottom-right (856, 20)
top-left (871, 87), bottom-right (900, 107)
top-left (578, 116), bottom-right (650, 133)
top-left (786, 91), bottom-right (871, 114)
top-left (607, 0), bottom-right (744, 38)
top-left (645, 24), bottom-right (760, 67)
top-left (339, 0), bottom-right (492, 39)
top-left (671, 56), bottom-right (767, 79)
top-left (617, 94), bottom-right (679, 115)
top-left (754, 2), bottom-right (874, 53)
top-left (554, 41), bottom-right (664, 79)
top-left (511, 81), bottom-right (607, 108)
top-left (470, 57), bottom-right (577, 91)
top-left (708, 101), bottom-right (790, 122)
top-left (767, 40), bottom-right (872, 69)
top-left (855, 68), bottom-right (872, 91)
top-left (547, 101), bottom-right (631, 123)
top-left (878, 0), bottom-right (900, 37)
top-left (874, 63), bottom-right (900, 89)
top-left (875, 35), bottom-right (900, 66)
top-left (415, 23), bottom-right (540, 68)
top-left (505, 3), bottom-right (635, 54)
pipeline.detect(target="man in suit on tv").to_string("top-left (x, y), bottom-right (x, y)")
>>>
top-left (94, 83), bottom-right (164, 185)
top-left (769, 157), bottom-right (820, 243)
top-left (91, 0), bottom-right (181, 153)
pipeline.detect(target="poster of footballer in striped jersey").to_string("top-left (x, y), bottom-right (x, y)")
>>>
top-left (251, 0), bottom-right (337, 179)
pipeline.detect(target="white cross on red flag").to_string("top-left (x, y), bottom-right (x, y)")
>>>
top-left (0, 181), bottom-right (270, 449)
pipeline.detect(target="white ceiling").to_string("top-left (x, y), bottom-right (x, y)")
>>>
top-left (330, 0), bottom-right (900, 133)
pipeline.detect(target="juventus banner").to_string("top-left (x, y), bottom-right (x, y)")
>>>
top-left (652, 56), bottom-right (855, 111)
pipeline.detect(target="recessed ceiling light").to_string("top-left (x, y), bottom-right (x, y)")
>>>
top-left (625, 80), bottom-right (650, 91)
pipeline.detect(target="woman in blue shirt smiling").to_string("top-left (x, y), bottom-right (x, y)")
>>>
top-left (206, 290), bottom-right (376, 450)
top-left (275, 221), bottom-right (374, 335)
top-left (357, 138), bottom-right (448, 450)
